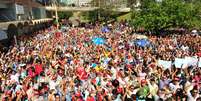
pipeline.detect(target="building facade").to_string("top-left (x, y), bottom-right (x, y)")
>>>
top-left (0, 0), bottom-right (52, 22)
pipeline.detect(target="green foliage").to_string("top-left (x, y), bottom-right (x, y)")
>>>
top-left (99, 8), bottom-right (118, 22)
top-left (58, 11), bottom-right (73, 19)
top-left (85, 0), bottom-right (120, 22)
top-left (132, 0), bottom-right (201, 31)
top-left (82, 9), bottom-right (119, 23)
top-left (86, 9), bottom-right (99, 23)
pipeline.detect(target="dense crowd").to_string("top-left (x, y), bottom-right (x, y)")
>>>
top-left (0, 22), bottom-right (200, 101)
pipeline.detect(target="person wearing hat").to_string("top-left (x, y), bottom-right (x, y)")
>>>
top-left (136, 79), bottom-right (150, 101)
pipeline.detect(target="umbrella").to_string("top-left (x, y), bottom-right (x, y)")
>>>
top-left (92, 37), bottom-right (105, 45)
top-left (101, 26), bottom-right (110, 33)
top-left (135, 39), bottom-right (151, 47)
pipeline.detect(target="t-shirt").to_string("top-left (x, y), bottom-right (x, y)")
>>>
top-left (86, 96), bottom-right (95, 101)
top-left (148, 83), bottom-right (158, 96)
top-left (169, 83), bottom-right (181, 93)
top-left (159, 79), bottom-right (170, 89)
top-left (137, 86), bottom-right (150, 98)
top-left (187, 91), bottom-right (199, 101)
top-left (35, 64), bottom-right (43, 75)
top-left (49, 80), bottom-right (57, 90)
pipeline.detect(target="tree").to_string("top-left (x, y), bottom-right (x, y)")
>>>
top-left (131, 0), bottom-right (201, 32)
top-left (81, 0), bottom-right (119, 23)
top-left (58, 11), bottom-right (73, 19)
top-left (82, 8), bottom-right (118, 23)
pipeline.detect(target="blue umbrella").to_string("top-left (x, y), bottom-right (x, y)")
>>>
top-left (91, 63), bottom-right (97, 68)
top-left (135, 39), bottom-right (150, 47)
top-left (92, 37), bottom-right (105, 45)
top-left (101, 26), bottom-right (110, 33)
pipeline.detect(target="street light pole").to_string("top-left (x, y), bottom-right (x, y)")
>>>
top-left (98, 0), bottom-right (100, 21)
top-left (53, 0), bottom-right (59, 29)
top-left (78, 0), bottom-right (80, 7)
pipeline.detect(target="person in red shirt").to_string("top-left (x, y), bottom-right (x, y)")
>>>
top-left (76, 67), bottom-right (88, 80)
top-left (72, 92), bottom-right (84, 101)
top-left (196, 52), bottom-right (201, 57)
top-left (86, 94), bottom-right (95, 101)
top-left (34, 63), bottom-right (43, 76)
top-left (28, 66), bottom-right (36, 78)
top-left (55, 31), bottom-right (61, 39)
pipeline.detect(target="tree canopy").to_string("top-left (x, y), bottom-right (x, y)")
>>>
top-left (131, 0), bottom-right (201, 32)
top-left (58, 11), bottom-right (73, 19)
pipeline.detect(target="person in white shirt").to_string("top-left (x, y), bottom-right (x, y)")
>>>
top-left (49, 79), bottom-right (57, 90)
top-left (186, 87), bottom-right (200, 101)
top-left (169, 79), bottom-right (182, 94)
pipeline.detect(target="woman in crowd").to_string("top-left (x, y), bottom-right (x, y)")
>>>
top-left (0, 22), bottom-right (200, 101)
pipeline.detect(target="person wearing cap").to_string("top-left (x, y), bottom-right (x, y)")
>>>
top-left (136, 79), bottom-right (150, 101)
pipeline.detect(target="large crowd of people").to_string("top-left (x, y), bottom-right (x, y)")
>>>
top-left (0, 22), bottom-right (200, 101)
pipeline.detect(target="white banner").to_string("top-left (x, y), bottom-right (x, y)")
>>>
top-left (184, 56), bottom-right (198, 67)
top-left (199, 57), bottom-right (201, 67)
top-left (174, 58), bottom-right (185, 68)
top-left (158, 60), bottom-right (172, 70)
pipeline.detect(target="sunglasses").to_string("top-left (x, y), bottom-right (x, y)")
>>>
top-left (193, 91), bottom-right (198, 93)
